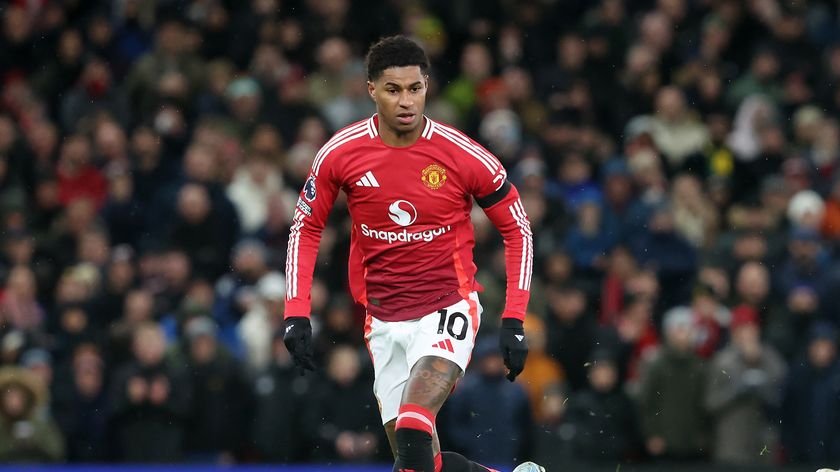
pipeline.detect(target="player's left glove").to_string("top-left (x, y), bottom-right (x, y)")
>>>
top-left (283, 316), bottom-right (316, 375)
top-left (499, 318), bottom-right (529, 382)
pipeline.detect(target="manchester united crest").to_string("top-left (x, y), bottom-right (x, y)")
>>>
top-left (421, 164), bottom-right (447, 190)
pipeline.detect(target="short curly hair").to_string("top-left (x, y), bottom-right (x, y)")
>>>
top-left (365, 35), bottom-right (430, 81)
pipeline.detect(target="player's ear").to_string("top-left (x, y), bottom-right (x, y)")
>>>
top-left (367, 81), bottom-right (376, 102)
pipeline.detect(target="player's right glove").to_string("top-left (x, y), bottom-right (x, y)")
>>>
top-left (499, 317), bottom-right (529, 382)
top-left (283, 316), bottom-right (316, 375)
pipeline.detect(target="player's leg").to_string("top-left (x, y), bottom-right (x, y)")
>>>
top-left (385, 418), bottom-right (440, 459)
top-left (395, 355), bottom-right (501, 472)
top-left (392, 355), bottom-right (458, 471)
top-left (364, 314), bottom-right (414, 461)
top-left (384, 420), bottom-right (397, 458)
top-left (393, 292), bottom-right (500, 472)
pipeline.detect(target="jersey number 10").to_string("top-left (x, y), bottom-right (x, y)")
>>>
top-left (436, 309), bottom-right (468, 340)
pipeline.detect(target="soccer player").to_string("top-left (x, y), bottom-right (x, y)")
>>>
top-left (283, 36), bottom-right (543, 472)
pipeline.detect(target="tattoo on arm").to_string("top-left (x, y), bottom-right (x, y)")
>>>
top-left (402, 356), bottom-right (461, 413)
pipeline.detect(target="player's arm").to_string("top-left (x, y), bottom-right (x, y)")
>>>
top-left (440, 123), bottom-right (533, 380)
top-left (283, 153), bottom-right (342, 374)
top-left (476, 180), bottom-right (532, 319)
top-left (477, 179), bottom-right (533, 382)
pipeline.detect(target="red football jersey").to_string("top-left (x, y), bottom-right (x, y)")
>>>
top-left (285, 115), bottom-right (532, 322)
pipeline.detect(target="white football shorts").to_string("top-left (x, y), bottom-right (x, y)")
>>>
top-left (364, 291), bottom-right (482, 424)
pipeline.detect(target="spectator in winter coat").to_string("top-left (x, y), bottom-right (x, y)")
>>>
top-left (0, 367), bottom-right (65, 462)
top-left (303, 344), bottom-right (388, 463)
top-left (705, 306), bottom-right (786, 465)
top-left (565, 349), bottom-right (640, 462)
top-left (638, 308), bottom-right (709, 461)
top-left (781, 321), bottom-right (840, 464)
top-left (107, 322), bottom-right (191, 462)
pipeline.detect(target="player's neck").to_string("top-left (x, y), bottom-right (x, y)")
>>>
top-left (378, 116), bottom-right (425, 148)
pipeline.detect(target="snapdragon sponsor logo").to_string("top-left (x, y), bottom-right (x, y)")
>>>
top-left (360, 223), bottom-right (452, 244)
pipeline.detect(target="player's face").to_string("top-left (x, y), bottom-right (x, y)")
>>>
top-left (368, 66), bottom-right (427, 137)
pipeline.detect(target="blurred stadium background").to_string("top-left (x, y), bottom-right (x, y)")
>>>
top-left (0, 0), bottom-right (840, 471)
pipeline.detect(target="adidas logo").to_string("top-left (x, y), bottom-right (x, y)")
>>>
top-left (515, 335), bottom-right (524, 342)
top-left (432, 339), bottom-right (455, 353)
top-left (355, 170), bottom-right (380, 187)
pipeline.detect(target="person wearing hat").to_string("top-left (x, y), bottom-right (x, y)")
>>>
top-left (637, 307), bottom-right (709, 461)
top-left (238, 271), bottom-right (286, 373)
top-left (781, 321), bottom-right (840, 464)
top-left (705, 305), bottom-right (786, 465)
top-left (0, 367), bottom-right (65, 462)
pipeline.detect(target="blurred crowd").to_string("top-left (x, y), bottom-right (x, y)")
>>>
top-left (1, 0), bottom-right (840, 468)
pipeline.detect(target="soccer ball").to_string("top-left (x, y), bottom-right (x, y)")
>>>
top-left (512, 462), bottom-right (546, 472)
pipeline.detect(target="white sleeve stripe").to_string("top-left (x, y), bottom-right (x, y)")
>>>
top-left (370, 115), bottom-right (379, 136)
top-left (512, 200), bottom-right (533, 236)
top-left (434, 122), bottom-right (502, 168)
top-left (367, 116), bottom-right (376, 138)
top-left (285, 216), bottom-right (297, 299)
top-left (312, 122), bottom-right (366, 173)
top-left (313, 129), bottom-right (369, 176)
top-left (290, 214), bottom-right (304, 298)
top-left (510, 201), bottom-right (533, 291)
top-left (435, 128), bottom-right (497, 174)
top-left (311, 122), bottom-right (367, 174)
top-left (434, 125), bottom-right (499, 172)
top-left (421, 116), bottom-right (432, 138)
top-left (513, 200), bottom-right (534, 290)
top-left (509, 204), bottom-right (529, 290)
top-left (311, 122), bottom-right (365, 173)
top-left (286, 211), bottom-right (305, 299)
top-left (516, 200), bottom-right (534, 290)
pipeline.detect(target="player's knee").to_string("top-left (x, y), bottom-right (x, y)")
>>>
top-left (393, 404), bottom-right (436, 472)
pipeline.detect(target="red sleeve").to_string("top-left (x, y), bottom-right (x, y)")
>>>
top-left (284, 149), bottom-right (342, 319)
top-left (481, 183), bottom-right (533, 321)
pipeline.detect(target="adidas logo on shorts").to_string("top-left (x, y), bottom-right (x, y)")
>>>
top-left (432, 339), bottom-right (454, 353)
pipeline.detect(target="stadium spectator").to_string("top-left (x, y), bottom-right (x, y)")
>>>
top-left (52, 344), bottom-right (108, 462)
top-left (251, 331), bottom-right (310, 462)
top-left (564, 349), bottom-right (640, 463)
top-left (516, 315), bottom-right (565, 425)
top-left (303, 344), bottom-right (386, 463)
top-left (179, 317), bottom-right (252, 462)
top-left (781, 321), bottom-right (840, 464)
top-left (545, 282), bottom-right (598, 392)
top-left (0, 367), bottom-right (65, 462)
top-left (638, 308), bottom-right (709, 462)
top-left (106, 323), bottom-right (190, 462)
top-left (705, 305), bottom-right (786, 465)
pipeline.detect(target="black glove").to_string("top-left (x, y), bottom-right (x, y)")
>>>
top-left (283, 316), bottom-right (316, 375)
top-left (499, 317), bottom-right (528, 382)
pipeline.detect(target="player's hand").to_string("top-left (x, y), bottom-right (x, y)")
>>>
top-left (283, 316), bottom-right (316, 375)
top-left (499, 317), bottom-right (528, 382)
